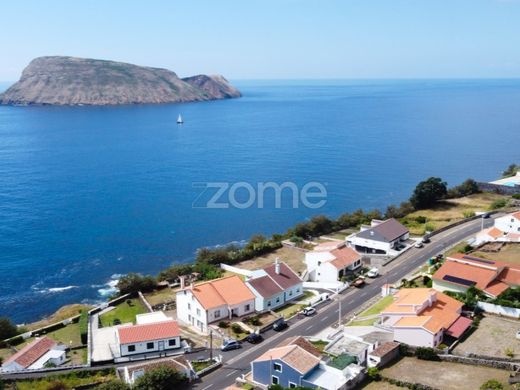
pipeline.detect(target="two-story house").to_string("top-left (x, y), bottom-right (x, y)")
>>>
top-left (305, 241), bottom-right (362, 284)
top-left (475, 211), bottom-right (520, 245)
top-left (246, 259), bottom-right (303, 312)
top-left (380, 288), bottom-right (472, 348)
top-left (346, 218), bottom-right (409, 255)
top-left (175, 275), bottom-right (255, 333)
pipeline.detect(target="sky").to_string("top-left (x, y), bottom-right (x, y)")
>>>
top-left (1, 0), bottom-right (520, 80)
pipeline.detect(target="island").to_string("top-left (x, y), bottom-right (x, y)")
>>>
top-left (0, 56), bottom-right (241, 106)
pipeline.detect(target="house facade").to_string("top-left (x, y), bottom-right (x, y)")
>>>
top-left (380, 288), bottom-right (471, 348)
top-left (495, 212), bottom-right (520, 234)
top-left (246, 259), bottom-right (304, 312)
top-left (432, 253), bottom-right (520, 298)
top-left (346, 218), bottom-right (409, 255)
top-left (1, 337), bottom-right (66, 372)
top-left (176, 275), bottom-right (255, 333)
top-left (116, 312), bottom-right (181, 357)
top-left (305, 241), bottom-right (362, 284)
top-left (475, 211), bottom-right (520, 245)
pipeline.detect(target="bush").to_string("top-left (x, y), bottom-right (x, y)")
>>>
top-left (463, 211), bottom-right (476, 218)
top-left (513, 194), bottom-right (520, 200)
top-left (0, 317), bottom-right (20, 341)
top-left (463, 244), bottom-right (474, 254)
top-left (480, 379), bottom-right (504, 390)
top-left (415, 347), bottom-right (440, 361)
top-left (410, 177), bottom-right (448, 210)
top-left (489, 199), bottom-right (507, 210)
top-left (424, 222), bottom-right (435, 233)
top-left (117, 273), bottom-right (156, 295)
top-left (133, 366), bottom-right (188, 390)
top-left (231, 323), bottom-right (244, 334)
top-left (367, 367), bottom-right (381, 381)
top-left (502, 163), bottom-right (519, 178)
top-left (505, 347), bottom-right (515, 358)
top-left (96, 380), bottom-right (130, 390)
top-left (79, 310), bottom-right (88, 345)
top-left (218, 321), bottom-right (229, 328)
top-left (415, 216), bottom-right (427, 224)
top-left (447, 179), bottom-right (480, 199)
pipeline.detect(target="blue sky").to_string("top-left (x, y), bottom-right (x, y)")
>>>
top-left (1, 0), bottom-right (519, 80)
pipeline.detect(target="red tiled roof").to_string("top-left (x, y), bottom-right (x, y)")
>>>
top-left (263, 262), bottom-right (302, 290)
top-left (329, 247), bottom-right (361, 270)
top-left (277, 336), bottom-right (322, 358)
top-left (189, 275), bottom-right (255, 310)
top-left (247, 275), bottom-right (283, 298)
top-left (118, 320), bottom-right (180, 344)
top-left (445, 316), bottom-right (473, 338)
top-left (369, 341), bottom-right (400, 358)
top-left (4, 337), bottom-right (56, 369)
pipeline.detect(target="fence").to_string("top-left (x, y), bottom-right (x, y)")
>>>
top-left (477, 302), bottom-right (520, 318)
top-left (219, 263), bottom-right (253, 277)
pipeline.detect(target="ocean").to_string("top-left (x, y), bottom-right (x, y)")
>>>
top-left (1, 79), bottom-right (519, 323)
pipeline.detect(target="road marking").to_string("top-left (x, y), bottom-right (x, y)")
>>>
top-left (305, 325), bottom-right (313, 331)
top-left (360, 292), bottom-right (367, 297)
top-left (201, 385), bottom-right (214, 390)
top-left (225, 370), bottom-right (237, 378)
top-left (320, 316), bottom-right (329, 322)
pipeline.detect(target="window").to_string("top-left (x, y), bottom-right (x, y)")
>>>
top-left (146, 342), bottom-right (154, 350)
top-left (273, 363), bottom-right (282, 372)
top-left (296, 288), bottom-right (300, 293)
top-left (245, 304), bottom-right (250, 311)
top-left (188, 303), bottom-right (191, 310)
top-left (168, 339), bottom-right (177, 346)
top-left (288, 382), bottom-right (297, 389)
top-left (128, 345), bottom-right (135, 352)
top-left (188, 314), bottom-right (192, 322)
top-left (214, 309), bottom-right (221, 318)
top-left (289, 290), bottom-right (293, 296)
top-left (267, 301), bottom-right (271, 307)
top-left (196, 308), bottom-right (201, 316)
top-left (272, 376), bottom-right (279, 385)
top-left (276, 297), bottom-right (280, 303)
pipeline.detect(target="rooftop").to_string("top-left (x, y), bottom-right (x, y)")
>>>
top-left (188, 275), bottom-right (255, 310)
top-left (117, 320), bottom-right (180, 344)
top-left (329, 247), bottom-right (362, 269)
top-left (277, 336), bottom-right (322, 357)
top-left (369, 341), bottom-right (400, 358)
top-left (247, 275), bottom-right (283, 298)
top-left (3, 337), bottom-right (57, 369)
top-left (254, 345), bottom-right (320, 375)
top-left (356, 218), bottom-right (409, 243)
top-left (263, 261), bottom-right (302, 289)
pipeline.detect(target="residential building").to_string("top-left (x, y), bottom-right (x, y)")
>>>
top-left (176, 275), bottom-right (255, 333)
top-left (474, 211), bottom-right (520, 245)
top-left (489, 172), bottom-right (520, 187)
top-left (305, 241), bottom-right (362, 284)
top-left (495, 211), bottom-right (520, 234)
top-left (118, 356), bottom-right (195, 385)
top-left (380, 288), bottom-right (472, 348)
top-left (246, 259), bottom-right (303, 312)
top-left (116, 312), bottom-right (181, 357)
top-left (432, 253), bottom-right (520, 298)
top-left (367, 342), bottom-right (400, 368)
top-left (346, 218), bottom-right (409, 255)
top-left (1, 337), bottom-right (66, 372)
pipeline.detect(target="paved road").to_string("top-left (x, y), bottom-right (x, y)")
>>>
top-left (191, 215), bottom-right (497, 390)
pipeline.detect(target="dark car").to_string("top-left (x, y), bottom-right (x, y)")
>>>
top-left (272, 318), bottom-right (288, 331)
top-left (220, 339), bottom-right (241, 351)
top-left (246, 332), bottom-right (263, 344)
top-left (422, 236), bottom-right (431, 244)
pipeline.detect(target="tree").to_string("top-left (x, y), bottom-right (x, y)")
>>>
top-left (410, 177), bottom-right (447, 209)
top-left (117, 273), bottom-right (156, 295)
top-left (96, 380), bottom-right (130, 390)
top-left (0, 317), bottom-right (19, 340)
top-left (133, 366), bottom-right (188, 390)
top-left (367, 367), bottom-right (381, 381)
top-left (447, 179), bottom-right (480, 198)
top-left (502, 163), bottom-right (519, 178)
top-left (45, 381), bottom-right (68, 390)
top-left (480, 379), bottom-right (504, 390)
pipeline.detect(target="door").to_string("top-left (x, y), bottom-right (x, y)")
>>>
top-left (158, 341), bottom-right (165, 351)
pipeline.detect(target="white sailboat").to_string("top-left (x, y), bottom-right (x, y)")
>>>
top-left (177, 114), bottom-right (184, 124)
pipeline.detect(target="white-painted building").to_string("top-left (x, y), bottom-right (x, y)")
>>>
top-left (175, 275), bottom-right (256, 333)
top-left (474, 211), bottom-right (520, 245)
top-left (346, 219), bottom-right (409, 255)
top-left (246, 259), bottom-right (304, 312)
top-left (305, 241), bottom-right (362, 283)
top-left (1, 337), bottom-right (66, 372)
top-left (495, 211), bottom-right (520, 234)
top-left (116, 312), bottom-right (181, 357)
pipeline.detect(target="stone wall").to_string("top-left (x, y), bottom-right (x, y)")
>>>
top-left (439, 354), bottom-right (520, 371)
top-left (477, 182), bottom-right (520, 195)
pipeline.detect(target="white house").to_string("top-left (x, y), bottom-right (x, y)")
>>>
top-left (346, 218), bottom-right (409, 255)
top-left (176, 275), bottom-right (256, 333)
top-left (380, 288), bottom-right (472, 348)
top-left (246, 259), bottom-right (304, 312)
top-left (305, 241), bottom-right (362, 283)
top-left (119, 356), bottom-right (195, 385)
top-left (474, 211), bottom-right (520, 245)
top-left (116, 312), bottom-right (181, 357)
top-left (1, 337), bottom-right (66, 372)
top-left (495, 211), bottom-right (520, 234)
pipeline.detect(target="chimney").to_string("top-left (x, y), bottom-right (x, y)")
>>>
top-left (179, 275), bottom-right (186, 290)
top-left (275, 257), bottom-right (281, 274)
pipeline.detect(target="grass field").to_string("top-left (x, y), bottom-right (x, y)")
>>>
top-left (274, 302), bottom-right (305, 319)
top-left (404, 193), bottom-right (508, 235)
top-left (472, 243), bottom-right (520, 264)
top-left (99, 299), bottom-right (147, 327)
top-left (143, 288), bottom-right (175, 306)
top-left (233, 246), bottom-right (306, 274)
top-left (25, 304), bottom-right (92, 331)
top-left (347, 295), bottom-right (393, 326)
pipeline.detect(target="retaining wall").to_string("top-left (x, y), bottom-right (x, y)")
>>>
top-left (477, 182), bottom-right (520, 195)
top-left (477, 302), bottom-right (520, 318)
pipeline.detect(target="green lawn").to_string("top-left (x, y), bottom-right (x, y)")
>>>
top-left (310, 340), bottom-right (329, 353)
top-left (358, 295), bottom-right (393, 317)
top-left (15, 370), bottom-right (115, 390)
top-left (99, 299), bottom-right (147, 327)
top-left (143, 288), bottom-right (175, 306)
top-left (42, 322), bottom-right (82, 347)
top-left (191, 359), bottom-right (217, 372)
top-left (274, 302), bottom-right (305, 319)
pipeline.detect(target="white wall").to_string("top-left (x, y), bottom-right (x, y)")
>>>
top-left (120, 336), bottom-right (181, 357)
top-left (176, 289), bottom-right (214, 333)
top-left (432, 279), bottom-right (468, 295)
top-left (477, 302), bottom-right (520, 318)
top-left (393, 327), bottom-right (435, 348)
top-left (496, 215), bottom-right (520, 233)
top-left (348, 236), bottom-right (392, 253)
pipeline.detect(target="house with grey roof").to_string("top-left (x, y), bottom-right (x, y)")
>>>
top-left (245, 258), bottom-right (303, 312)
top-left (346, 218), bottom-right (409, 255)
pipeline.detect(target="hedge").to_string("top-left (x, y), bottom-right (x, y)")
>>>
top-left (79, 310), bottom-right (88, 345)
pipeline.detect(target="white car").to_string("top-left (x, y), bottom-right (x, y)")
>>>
top-left (367, 268), bottom-right (379, 278)
top-left (516, 331), bottom-right (520, 340)
top-left (414, 241), bottom-right (424, 248)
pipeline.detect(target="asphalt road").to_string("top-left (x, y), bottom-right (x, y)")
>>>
top-left (191, 215), bottom-right (497, 390)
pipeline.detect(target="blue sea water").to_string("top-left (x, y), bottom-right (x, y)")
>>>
top-left (1, 79), bottom-right (519, 323)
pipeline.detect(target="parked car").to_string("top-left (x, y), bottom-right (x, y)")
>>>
top-left (353, 278), bottom-right (365, 288)
top-left (516, 331), bottom-right (520, 340)
top-left (422, 236), bottom-right (431, 244)
top-left (414, 241), bottom-right (423, 248)
top-left (366, 268), bottom-right (379, 278)
top-left (301, 307), bottom-right (316, 316)
top-left (221, 339), bottom-right (241, 351)
top-left (272, 318), bottom-right (288, 331)
top-left (246, 332), bottom-right (263, 344)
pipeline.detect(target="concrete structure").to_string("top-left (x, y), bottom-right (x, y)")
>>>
top-left (246, 259), bottom-right (303, 312)
top-left (475, 211), bottom-right (520, 245)
top-left (1, 337), bottom-right (66, 372)
top-left (305, 241), bottom-right (362, 283)
top-left (432, 253), bottom-right (520, 298)
top-left (176, 275), bottom-right (255, 333)
top-left (119, 356), bottom-right (195, 385)
top-left (490, 172), bottom-right (520, 187)
top-left (116, 313), bottom-right (181, 357)
top-left (346, 218), bottom-right (409, 255)
top-left (367, 342), bottom-right (400, 368)
top-left (380, 288), bottom-right (471, 348)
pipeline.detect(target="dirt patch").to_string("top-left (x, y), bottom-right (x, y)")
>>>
top-left (454, 314), bottom-right (520, 358)
top-left (472, 243), bottom-right (520, 264)
top-left (382, 357), bottom-right (512, 390)
top-left (234, 246), bottom-right (306, 274)
top-left (361, 382), bottom-right (403, 390)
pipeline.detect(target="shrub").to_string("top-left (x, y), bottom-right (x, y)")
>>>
top-left (505, 347), bottom-right (515, 358)
top-left (79, 310), bottom-right (88, 345)
top-left (463, 210), bottom-right (476, 218)
top-left (513, 194), bottom-right (520, 200)
top-left (218, 321), bottom-right (229, 328)
top-left (502, 163), bottom-right (519, 178)
top-left (231, 323), bottom-right (244, 334)
top-left (415, 347), bottom-right (439, 361)
top-left (415, 216), bottom-right (427, 224)
top-left (489, 199), bottom-right (507, 210)
top-left (117, 273), bottom-right (156, 295)
top-left (424, 222), bottom-right (435, 233)
top-left (410, 177), bottom-right (448, 210)
top-left (0, 317), bottom-right (20, 340)
top-left (480, 379), bottom-right (504, 390)
top-left (367, 367), bottom-right (381, 381)
top-left (133, 366), bottom-right (188, 390)
top-left (463, 244), bottom-right (474, 253)
top-left (96, 380), bottom-right (130, 390)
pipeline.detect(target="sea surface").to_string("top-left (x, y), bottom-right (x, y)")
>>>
top-left (1, 79), bottom-right (519, 323)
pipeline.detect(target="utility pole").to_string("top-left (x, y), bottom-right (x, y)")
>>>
top-left (338, 297), bottom-right (342, 328)
top-left (209, 329), bottom-right (213, 361)
top-left (481, 214), bottom-right (485, 231)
